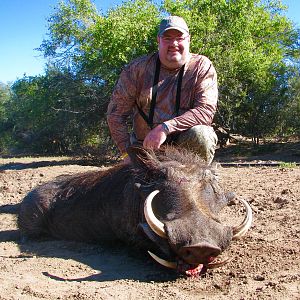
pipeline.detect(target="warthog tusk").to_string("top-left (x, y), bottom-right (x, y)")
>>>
top-left (144, 190), bottom-right (167, 239)
top-left (149, 250), bottom-right (231, 271)
top-left (147, 251), bottom-right (177, 269)
top-left (207, 257), bottom-right (233, 269)
top-left (232, 198), bottom-right (253, 240)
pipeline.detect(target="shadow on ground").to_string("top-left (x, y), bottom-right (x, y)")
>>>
top-left (0, 156), bottom-right (118, 171)
top-left (0, 227), bottom-right (178, 282)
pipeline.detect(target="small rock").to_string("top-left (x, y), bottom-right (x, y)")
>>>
top-left (213, 283), bottom-right (222, 290)
top-left (273, 196), bottom-right (288, 204)
top-left (281, 189), bottom-right (290, 195)
top-left (266, 281), bottom-right (276, 287)
top-left (254, 275), bottom-right (265, 281)
top-left (228, 271), bottom-right (236, 278)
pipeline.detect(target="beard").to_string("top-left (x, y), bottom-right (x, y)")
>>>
top-left (159, 46), bottom-right (190, 69)
top-left (164, 50), bottom-right (189, 69)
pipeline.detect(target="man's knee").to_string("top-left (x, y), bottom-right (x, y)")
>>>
top-left (176, 125), bottom-right (218, 163)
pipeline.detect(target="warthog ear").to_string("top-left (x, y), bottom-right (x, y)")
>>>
top-left (127, 146), bottom-right (159, 171)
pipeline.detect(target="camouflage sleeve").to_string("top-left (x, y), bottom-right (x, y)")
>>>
top-left (164, 58), bottom-right (218, 133)
top-left (107, 64), bottom-right (137, 154)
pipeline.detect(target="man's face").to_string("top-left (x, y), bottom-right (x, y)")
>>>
top-left (157, 29), bottom-right (190, 69)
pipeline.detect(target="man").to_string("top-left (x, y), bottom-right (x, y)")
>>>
top-left (107, 16), bottom-right (218, 164)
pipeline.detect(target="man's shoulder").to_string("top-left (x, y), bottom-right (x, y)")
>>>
top-left (189, 53), bottom-right (213, 66)
top-left (188, 53), bottom-right (216, 75)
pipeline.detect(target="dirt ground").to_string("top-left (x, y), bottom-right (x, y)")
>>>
top-left (0, 142), bottom-right (299, 300)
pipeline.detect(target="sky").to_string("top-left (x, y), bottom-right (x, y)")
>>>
top-left (0, 0), bottom-right (299, 84)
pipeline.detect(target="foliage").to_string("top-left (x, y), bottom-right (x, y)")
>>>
top-left (1, 0), bottom-right (300, 154)
top-left (279, 67), bottom-right (300, 136)
top-left (162, 0), bottom-right (299, 141)
top-left (39, 0), bottom-right (160, 87)
top-left (279, 161), bottom-right (297, 168)
top-left (0, 83), bottom-right (10, 121)
top-left (0, 83), bottom-right (12, 152)
top-left (0, 69), bottom-right (108, 153)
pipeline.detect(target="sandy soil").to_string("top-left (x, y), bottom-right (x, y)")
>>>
top-left (0, 145), bottom-right (299, 300)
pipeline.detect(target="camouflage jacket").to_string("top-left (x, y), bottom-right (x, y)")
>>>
top-left (107, 52), bottom-right (218, 154)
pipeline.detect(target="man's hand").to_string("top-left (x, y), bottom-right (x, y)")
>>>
top-left (143, 124), bottom-right (167, 149)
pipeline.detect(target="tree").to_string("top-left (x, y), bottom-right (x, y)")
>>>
top-left (39, 0), bottom-right (299, 143)
top-left (0, 82), bottom-right (12, 151)
top-left (2, 69), bottom-right (108, 153)
top-left (0, 82), bottom-right (10, 120)
top-left (279, 66), bottom-right (300, 137)
top-left (39, 0), bottom-right (160, 87)
top-left (35, 0), bottom-right (161, 153)
top-left (162, 0), bottom-right (299, 141)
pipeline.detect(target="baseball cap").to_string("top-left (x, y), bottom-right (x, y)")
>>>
top-left (158, 16), bottom-right (189, 36)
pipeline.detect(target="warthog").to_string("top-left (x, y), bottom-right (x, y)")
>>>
top-left (18, 146), bottom-right (252, 276)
